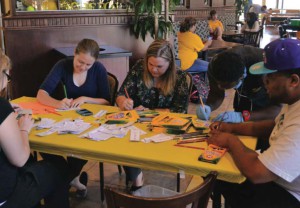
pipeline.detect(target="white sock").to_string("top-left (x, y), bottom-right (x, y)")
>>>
top-left (70, 176), bottom-right (86, 190)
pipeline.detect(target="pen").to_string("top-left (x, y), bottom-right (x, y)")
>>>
top-left (63, 84), bottom-right (68, 98)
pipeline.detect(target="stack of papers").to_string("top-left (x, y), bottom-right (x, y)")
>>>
top-left (57, 120), bottom-right (91, 135)
top-left (34, 118), bottom-right (56, 130)
top-left (83, 124), bottom-right (146, 142)
top-left (36, 119), bottom-right (91, 136)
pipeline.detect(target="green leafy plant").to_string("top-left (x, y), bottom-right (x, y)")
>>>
top-left (235, 0), bottom-right (248, 18)
top-left (130, 0), bottom-right (180, 41)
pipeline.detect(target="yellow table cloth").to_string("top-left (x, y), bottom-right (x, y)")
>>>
top-left (13, 97), bottom-right (257, 184)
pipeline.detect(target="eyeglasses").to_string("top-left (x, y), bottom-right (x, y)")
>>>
top-left (3, 70), bottom-right (11, 83)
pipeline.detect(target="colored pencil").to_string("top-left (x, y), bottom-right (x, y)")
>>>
top-left (199, 97), bottom-right (205, 109)
top-left (45, 108), bottom-right (62, 116)
top-left (174, 144), bottom-right (205, 150)
top-left (124, 88), bottom-right (130, 99)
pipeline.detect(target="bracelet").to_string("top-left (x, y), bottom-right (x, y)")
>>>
top-left (20, 129), bottom-right (29, 134)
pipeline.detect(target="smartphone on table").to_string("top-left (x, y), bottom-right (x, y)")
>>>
top-left (76, 109), bottom-right (93, 116)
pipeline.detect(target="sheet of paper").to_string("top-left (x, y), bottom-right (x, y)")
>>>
top-left (18, 101), bottom-right (57, 115)
top-left (57, 120), bottom-right (91, 135)
top-left (142, 133), bottom-right (174, 143)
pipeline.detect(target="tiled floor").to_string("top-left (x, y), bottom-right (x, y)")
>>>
top-left (68, 26), bottom-right (279, 208)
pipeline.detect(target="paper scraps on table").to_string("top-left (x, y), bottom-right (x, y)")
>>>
top-left (141, 133), bottom-right (174, 143)
top-left (34, 118), bottom-right (56, 130)
top-left (57, 119), bottom-right (91, 135)
top-left (129, 125), bottom-right (147, 142)
top-left (82, 124), bottom-right (146, 142)
top-left (36, 119), bottom-right (91, 136)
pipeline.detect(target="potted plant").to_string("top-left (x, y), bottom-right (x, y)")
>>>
top-left (130, 0), bottom-right (180, 41)
top-left (235, 0), bottom-right (249, 19)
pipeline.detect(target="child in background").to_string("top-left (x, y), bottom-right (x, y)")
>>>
top-left (208, 10), bottom-right (224, 40)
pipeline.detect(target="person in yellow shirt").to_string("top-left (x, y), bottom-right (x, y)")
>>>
top-left (178, 17), bottom-right (212, 72)
top-left (208, 10), bottom-right (224, 40)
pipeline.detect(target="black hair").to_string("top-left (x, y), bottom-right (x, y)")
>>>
top-left (208, 51), bottom-right (245, 83)
top-left (278, 68), bottom-right (300, 77)
top-left (210, 10), bottom-right (217, 17)
top-left (180, 17), bottom-right (196, 33)
top-left (246, 12), bottom-right (258, 29)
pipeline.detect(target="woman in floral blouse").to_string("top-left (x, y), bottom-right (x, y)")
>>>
top-left (116, 39), bottom-right (189, 192)
top-left (116, 39), bottom-right (189, 113)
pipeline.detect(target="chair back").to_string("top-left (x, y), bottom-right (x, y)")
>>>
top-left (243, 27), bottom-right (263, 47)
top-left (107, 72), bottom-right (119, 106)
top-left (104, 171), bottom-right (218, 208)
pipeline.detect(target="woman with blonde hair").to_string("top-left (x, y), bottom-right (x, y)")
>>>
top-left (0, 49), bottom-right (70, 208)
top-left (116, 39), bottom-right (189, 192)
top-left (117, 39), bottom-right (189, 113)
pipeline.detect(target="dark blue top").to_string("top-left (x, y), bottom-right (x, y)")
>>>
top-left (40, 58), bottom-right (110, 102)
top-left (0, 98), bottom-right (17, 202)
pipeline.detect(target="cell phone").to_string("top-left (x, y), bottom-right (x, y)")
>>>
top-left (76, 109), bottom-right (93, 116)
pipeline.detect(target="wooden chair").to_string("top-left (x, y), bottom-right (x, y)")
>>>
top-left (99, 72), bottom-right (120, 202)
top-left (243, 27), bottom-right (263, 48)
top-left (104, 171), bottom-right (218, 208)
top-left (107, 72), bottom-right (119, 106)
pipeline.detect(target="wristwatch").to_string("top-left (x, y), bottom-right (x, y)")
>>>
top-left (242, 110), bottom-right (251, 122)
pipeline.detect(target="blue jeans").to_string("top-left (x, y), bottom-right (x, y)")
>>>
top-left (186, 59), bottom-right (209, 73)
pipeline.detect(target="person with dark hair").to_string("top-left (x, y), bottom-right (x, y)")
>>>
top-left (242, 12), bottom-right (259, 32)
top-left (208, 38), bottom-right (300, 208)
top-left (177, 17), bottom-right (212, 72)
top-left (37, 38), bottom-right (110, 198)
top-left (248, 4), bottom-right (268, 25)
top-left (0, 49), bottom-right (70, 208)
top-left (248, 4), bottom-right (267, 14)
top-left (208, 10), bottom-right (224, 40)
top-left (197, 45), bottom-right (281, 123)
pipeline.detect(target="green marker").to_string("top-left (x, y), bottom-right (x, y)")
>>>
top-left (63, 84), bottom-right (68, 98)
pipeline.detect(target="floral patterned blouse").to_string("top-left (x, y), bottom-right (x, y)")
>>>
top-left (118, 59), bottom-right (189, 113)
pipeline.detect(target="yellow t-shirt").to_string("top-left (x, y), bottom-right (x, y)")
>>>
top-left (208, 20), bottom-right (224, 32)
top-left (177, 32), bottom-right (204, 70)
